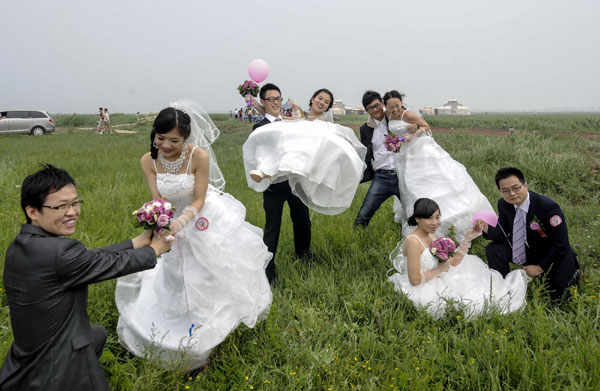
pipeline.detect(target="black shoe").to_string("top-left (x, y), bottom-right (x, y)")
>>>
top-left (299, 251), bottom-right (317, 265)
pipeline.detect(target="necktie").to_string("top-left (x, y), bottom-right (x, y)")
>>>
top-left (512, 208), bottom-right (526, 265)
top-left (274, 118), bottom-right (282, 122)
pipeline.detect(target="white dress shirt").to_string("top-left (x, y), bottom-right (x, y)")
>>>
top-left (371, 118), bottom-right (396, 171)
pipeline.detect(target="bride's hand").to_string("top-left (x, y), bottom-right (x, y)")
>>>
top-left (465, 222), bottom-right (484, 241)
top-left (449, 256), bottom-right (462, 267)
top-left (407, 123), bottom-right (419, 133)
top-left (437, 260), bottom-right (451, 273)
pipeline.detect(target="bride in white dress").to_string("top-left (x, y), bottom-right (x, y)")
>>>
top-left (242, 88), bottom-right (367, 215)
top-left (388, 198), bottom-right (528, 319)
top-left (383, 90), bottom-right (494, 241)
top-left (115, 100), bottom-right (272, 370)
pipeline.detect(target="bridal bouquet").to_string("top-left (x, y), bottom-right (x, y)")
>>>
top-left (429, 237), bottom-right (456, 262)
top-left (384, 131), bottom-right (407, 153)
top-left (133, 198), bottom-right (175, 233)
top-left (237, 80), bottom-right (260, 106)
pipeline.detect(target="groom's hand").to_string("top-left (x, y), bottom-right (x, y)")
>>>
top-left (132, 229), bottom-right (153, 249)
top-left (475, 219), bottom-right (489, 234)
top-left (523, 265), bottom-right (544, 278)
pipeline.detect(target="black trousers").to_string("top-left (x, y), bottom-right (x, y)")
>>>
top-left (486, 242), bottom-right (579, 301)
top-left (262, 181), bottom-right (311, 281)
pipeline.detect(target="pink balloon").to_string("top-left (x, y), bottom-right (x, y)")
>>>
top-left (248, 59), bottom-right (269, 83)
top-left (472, 210), bottom-right (498, 227)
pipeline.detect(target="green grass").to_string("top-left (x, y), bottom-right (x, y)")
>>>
top-left (334, 113), bottom-right (600, 134)
top-left (1, 117), bottom-right (599, 390)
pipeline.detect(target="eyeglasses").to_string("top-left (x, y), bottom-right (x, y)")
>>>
top-left (366, 102), bottom-right (382, 112)
top-left (264, 97), bottom-right (283, 103)
top-left (500, 184), bottom-right (524, 195)
top-left (42, 200), bottom-right (84, 211)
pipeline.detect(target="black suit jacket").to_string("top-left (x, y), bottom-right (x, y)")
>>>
top-left (358, 117), bottom-right (388, 183)
top-left (0, 224), bottom-right (157, 391)
top-left (484, 191), bottom-right (579, 288)
top-left (252, 117), bottom-right (271, 131)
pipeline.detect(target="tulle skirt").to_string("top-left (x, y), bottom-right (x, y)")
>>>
top-left (389, 255), bottom-right (528, 319)
top-left (393, 135), bottom-right (494, 241)
top-left (242, 120), bottom-right (366, 215)
top-left (115, 190), bottom-right (272, 370)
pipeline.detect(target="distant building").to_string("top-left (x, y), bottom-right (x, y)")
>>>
top-left (331, 103), bottom-right (346, 116)
top-left (434, 98), bottom-right (471, 115)
top-left (420, 106), bottom-right (434, 115)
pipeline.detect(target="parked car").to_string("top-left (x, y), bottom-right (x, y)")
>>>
top-left (0, 110), bottom-right (56, 135)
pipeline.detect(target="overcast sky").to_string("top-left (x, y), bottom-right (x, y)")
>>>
top-left (1, 0), bottom-right (598, 114)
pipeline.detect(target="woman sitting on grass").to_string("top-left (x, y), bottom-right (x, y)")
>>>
top-left (388, 198), bottom-right (528, 319)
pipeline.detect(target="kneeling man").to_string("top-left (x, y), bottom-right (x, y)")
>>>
top-left (480, 167), bottom-right (580, 300)
top-left (0, 164), bottom-right (173, 390)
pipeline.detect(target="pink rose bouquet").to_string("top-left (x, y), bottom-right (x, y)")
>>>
top-left (133, 198), bottom-right (175, 233)
top-left (237, 80), bottom-right (260, 106)
top-left (429, 237), bottom-right (457, 262)
top-left (384, 130), bottom-right (407, 153)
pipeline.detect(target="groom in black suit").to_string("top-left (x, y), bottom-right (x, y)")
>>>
top-left (0, 164), bottom-right (173, 390)
top-left (354, 90), bottom-right (401, 227)
top-left (481, 167), bottom-right (580, 300)
top-left (252, 83), bottom-right (312, 283)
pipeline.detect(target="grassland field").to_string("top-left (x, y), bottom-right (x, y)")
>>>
top-left (0, 113), bottom-right (599, 390)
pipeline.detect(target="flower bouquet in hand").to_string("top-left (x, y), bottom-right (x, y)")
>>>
top-left (133, 198), bottom-right (175, 233)
top-left (429, 237), bottom-right (456, 262)
top-left (237, 80), bottom-right (259, 106)
top-left (384, 131), bottom-right (407, 153)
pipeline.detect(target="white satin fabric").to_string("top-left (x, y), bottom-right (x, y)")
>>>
top-left (116, 172), bottom-right (272, 370)
top-left (389, 120), bottom-right (494, 241)
top-left (388, 236), bottom-right (528, 319)
top-left (242, 120), bottom-right (367, 215)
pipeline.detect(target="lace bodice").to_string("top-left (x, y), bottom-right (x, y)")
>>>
top-left (156, 173), bottom-right (195, 218)
top-left (154, 147), bottom-right (197, 218)
top-left (388, 120), bottom-right (410, 137)
top-left (393, 235), bottom-right (439, 275)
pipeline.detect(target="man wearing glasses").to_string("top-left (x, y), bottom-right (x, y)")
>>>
top-left (0, 164), bottom-right (173, 390)
top-left (354, 90), bottom-right (401, 227)
top-left (480, 167), bottom-right (580, 301)
top-left (252, 83), bottom-right (312, 284)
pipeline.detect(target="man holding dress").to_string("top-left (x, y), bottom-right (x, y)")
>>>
top-left (252, 83), bottom-right (312, 283)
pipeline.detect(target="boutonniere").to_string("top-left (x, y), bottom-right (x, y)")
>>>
top-left (529, 216), bottom-right (547, 238)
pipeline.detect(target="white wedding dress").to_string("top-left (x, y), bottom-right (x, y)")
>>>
top-left (389, 116), bottom-right (494, 241)
top-left (388, 235), bottom-right (527, 319)
top-left (115, 155), bottom-right (272, 370)
top-left (242, 119), bottom-right (367, 215)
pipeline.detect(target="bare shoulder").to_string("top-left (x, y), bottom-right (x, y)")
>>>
top-left (140, 152), bottom-right (154, 169)
top-left (190, 146), bottom-right (209, 162)
top-left (403, 111), bottom-right (420, 122)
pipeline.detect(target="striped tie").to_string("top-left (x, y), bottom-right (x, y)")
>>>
top-left (512, 208), bottom-right (526, 265)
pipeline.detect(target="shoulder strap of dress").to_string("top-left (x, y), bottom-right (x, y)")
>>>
top-left (186, 146), bottom-right (197, 174)
top-left (406, 234), bottom-right (427, 250)
top-left (152, 158), bottom-right (159, 173)
top-left (400, 109), bottom-right (408, 122)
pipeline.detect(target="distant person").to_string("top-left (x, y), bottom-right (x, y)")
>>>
top-left (96, 107), bottom-right (104, 134)
top-left (480, 167), bottom-right (581, 301)
top-left (0, 164), bottom-right (173, 390)
top-left (229, 110), bottom-right (233, 118)
top-left (103, 108), bottom-right (114, 134)
top-left (238, 108), bottom-right (243, 122)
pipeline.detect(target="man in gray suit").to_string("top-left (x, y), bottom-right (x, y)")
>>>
top-left (0, 164), bottom-right (174, 391)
